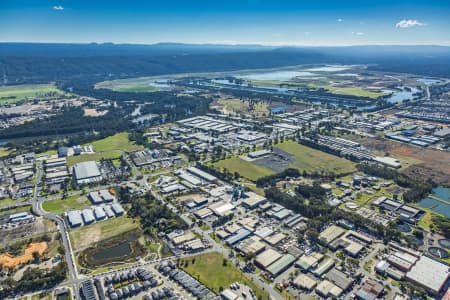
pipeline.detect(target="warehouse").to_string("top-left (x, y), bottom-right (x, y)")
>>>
top-left (296, 253), bottom-right (323, 271)
top-left (111, 204), bottom-right (124, 216)
top-left (210, 201), bottom-right (235, 217)
top-left (240, 192), bottom-right (267, 209)
top-left (293, 274), bottom-right (317, 291)
top-left (266, 254), bottom-right (296, 277)
top-left (225, 228), bottom-right (251, 246)
top-left (255, 249), bottom-right (282, 269)
top-left (236, 236), bottom-right (266, 256)
top-left (67, 210), bottom-right (83, 227)
top-left (355, 278), bottom-right (384, 300)
top-left (325, 269), bottom-right (354, 291)
top-left (73, 161), bottom-right (102, 185)
top-left (406, 255), bottom-right (449, 295)
top-left (247, 149), bottom-right (272, 159)
top-left (264, 232), bottom-right (287, 246)
top-left (186, 167), bottom-right (217, 182)
top-left (94, 207), bottom-right (106, 220)
top-left (82, 209), bottom-right (95, 224)
top-left (254, 227), bottom-right (274, 239)
top-left (315, 280), bottom-right (343, 299)
top-left (193, 207), bottom-right (213, 219)
top-left (178, 172), bottom-right (202, 186)
top-left (312, 257), bottom-right (335, 277)
top-left (89, 191), bottom-right (104, 204)
top-left (319, 225), bottom-right (345, 245)
top-left (104, 206), bottom-right (115, 218)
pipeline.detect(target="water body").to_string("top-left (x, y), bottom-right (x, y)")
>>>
top-left (92, 241), bottom-right (132, 261)
top-left (417, 78), bottom-right (441, 85)
top-left (305, 66), bottom-right (351, 72)
top-left (417, 187), bottom-right (450, 218)
top-left (238, 71), bottom-right (318, 81)
top-left (384, 87), bottom-right (419, 104)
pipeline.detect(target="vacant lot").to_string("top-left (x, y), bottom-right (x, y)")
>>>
top-left (67, 132), bottom-right (143, 166)
top-left (348, 135), bottom-right (450, 185)
top-left (274, 141), bottom-right (356, 175)
top-left (0, 242), bottom-right (47, 269)
top-left (69, 216), bottom-right (139, 250)
top-left (213, 157), bottom-right (275, 181)
top-left (181, 252), bottom-right (270, 300)
top-left (0, 84), bottom-right (67, 104)
top-left (210, 97), bottom-right (269, 116)
top-left (42, 195), bottom-right (90, 215)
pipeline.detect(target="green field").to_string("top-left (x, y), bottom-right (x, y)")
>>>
top-left (42, 194), bottom-right (90, 215)
top-left (275, 141), bottom-right (357, 175)
top-left (69, 215), bottom-right (139, 250)
top-left (308, 84), bottom-right (382, 99)
top-left (95, 79), bottom-right (160, 92)
top-left (0, 147), bottom-right (13, 158)
top-left (181, 252), bottom-right (270, 300)
top-left (0, 84), bottom-right (68, 104)
top-left (67, 132), bottom-right (143, 166)
top-left (0, 198), bottom-right (15, 207)
top-left (213, 157), bottom-right (275, 181)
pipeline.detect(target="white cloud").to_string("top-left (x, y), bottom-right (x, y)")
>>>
top-left (337, 18), bottom-right (343, 22)
top-left (352, 32), bottom-right (364, 36)
top-left (53, 5), bottom-right (64, 11)
top-left (396, 19), bottom-right (425, 28)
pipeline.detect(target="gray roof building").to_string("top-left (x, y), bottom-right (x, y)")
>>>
top-left (67, 210), bottom-right (82, 227)
top-left (82, 208), bottom-right (95, 224)
top-left (73, 161), bottom-right (102, 185)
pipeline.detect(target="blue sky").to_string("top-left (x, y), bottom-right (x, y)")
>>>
top-left (0, 0), bottom-right (449, 45)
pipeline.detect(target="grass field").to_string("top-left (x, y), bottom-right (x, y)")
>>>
top-left (0, 147), bottom-right (13, 158)
top-left (42, 194), bottom-right (90, 215)
top-left (181, 252), bottom-right (270, 300)
top-left (308, 84), bottom-right (382, 99)
top-left (0, 84), bottom-right (67, 104)
top-left (67, 132), bottom-right (143, 166)
top-left (213, 157), bottom-right (275, 181)
top-left (0, 198), bottom-right (15, 207)
top-left (95, 78), bottom-right (160, 92)
top-left (69, 216), bottom-right (139, 250)
top-left (212, 98), bottom-right (269, 115)
top-left (275, 141), bottom-right (356, 175)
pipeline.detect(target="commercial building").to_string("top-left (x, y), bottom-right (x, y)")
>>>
top-left (406, 255), bottom-right (450, 295)
top-left (240, 192), bottom-right (267, 209)
top-left (355, 278), bottom-right (384, 300)
top-left (186, 167), bottom-right (217, 182)
top-left (225, 228), bottom-right (251, 246)
top-left (319, 225), bottom-right (345, 245)
top-left (112, 204), bottom-right (125, 216)
top-left (94, 207), bottom-right (106, 220)
top-left (73, 161), bottom-right (102, 185)
top-left (325, 269), bottom-right (354, 291)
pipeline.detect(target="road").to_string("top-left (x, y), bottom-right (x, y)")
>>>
top-left (30, 160), bottom-right (81, 300)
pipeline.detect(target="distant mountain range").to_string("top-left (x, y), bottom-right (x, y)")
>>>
top-left (0, 43), bottom-right (449, 83)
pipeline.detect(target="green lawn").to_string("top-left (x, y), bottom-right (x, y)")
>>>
top-left (0, 147), bottom-right (13, 158)
top-left (275, 141), bottom-right (356, 175)
top-left (66, 132), bottom-right (143, 166)
top-left (0, 84), bottom-right (68, 104)
top-left (213, 157), bottom-right (275, 181)
top-left (0, 198), bottom-right (15, 207)
top-left (69, 215), bottom-right (139, 250)
top-left (181, 252), bottom-right (270, 300)
top-left (42, 194), bottom-right (90, 215)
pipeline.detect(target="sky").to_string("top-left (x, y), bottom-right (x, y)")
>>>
top-left (0, 0), bottom-right (449, 46)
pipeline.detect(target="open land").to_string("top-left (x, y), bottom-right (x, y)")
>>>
top-left (180, 252), bottom-right (270, 300)
top-left (42, 195), bottom-right (90, 215)
top-left (0, 84), bottom-right (68, 104)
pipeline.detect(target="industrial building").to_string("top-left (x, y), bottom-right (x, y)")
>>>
top-left (266, 254), bottom-right (296, 277)
top-left (111, 204), bottom-right (125, 216)
top-left (406, 255), bottom-right (449, 295)
top-left (67, 210), bottom-right (83, 227)
top-left (73, 161), bottom-right (102, 185)
top-left (315, 280), bottom-right (343, 299)
top-left (94, 207), bottom-right (106, 220)
top-left (255, 249), bottom-right (282, 269)
top-left (82, 208), bottom-right (95, 224)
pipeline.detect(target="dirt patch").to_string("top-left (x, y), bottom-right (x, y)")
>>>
top-left (0, 242), bottom-right (48, 268)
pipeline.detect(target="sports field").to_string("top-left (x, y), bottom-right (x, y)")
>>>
top-left (69, 216), bottom-right (139, 250)
top-left (42, 194), bottom-right (90, 215)
top-left (181, 252), bottom-right (270, 300)
top-left (213, 157), bottom-right (275, 181)
top-left (275, 141), bottom-right (356, 175)
top-left (0, 84), bottom-right (67, 104)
